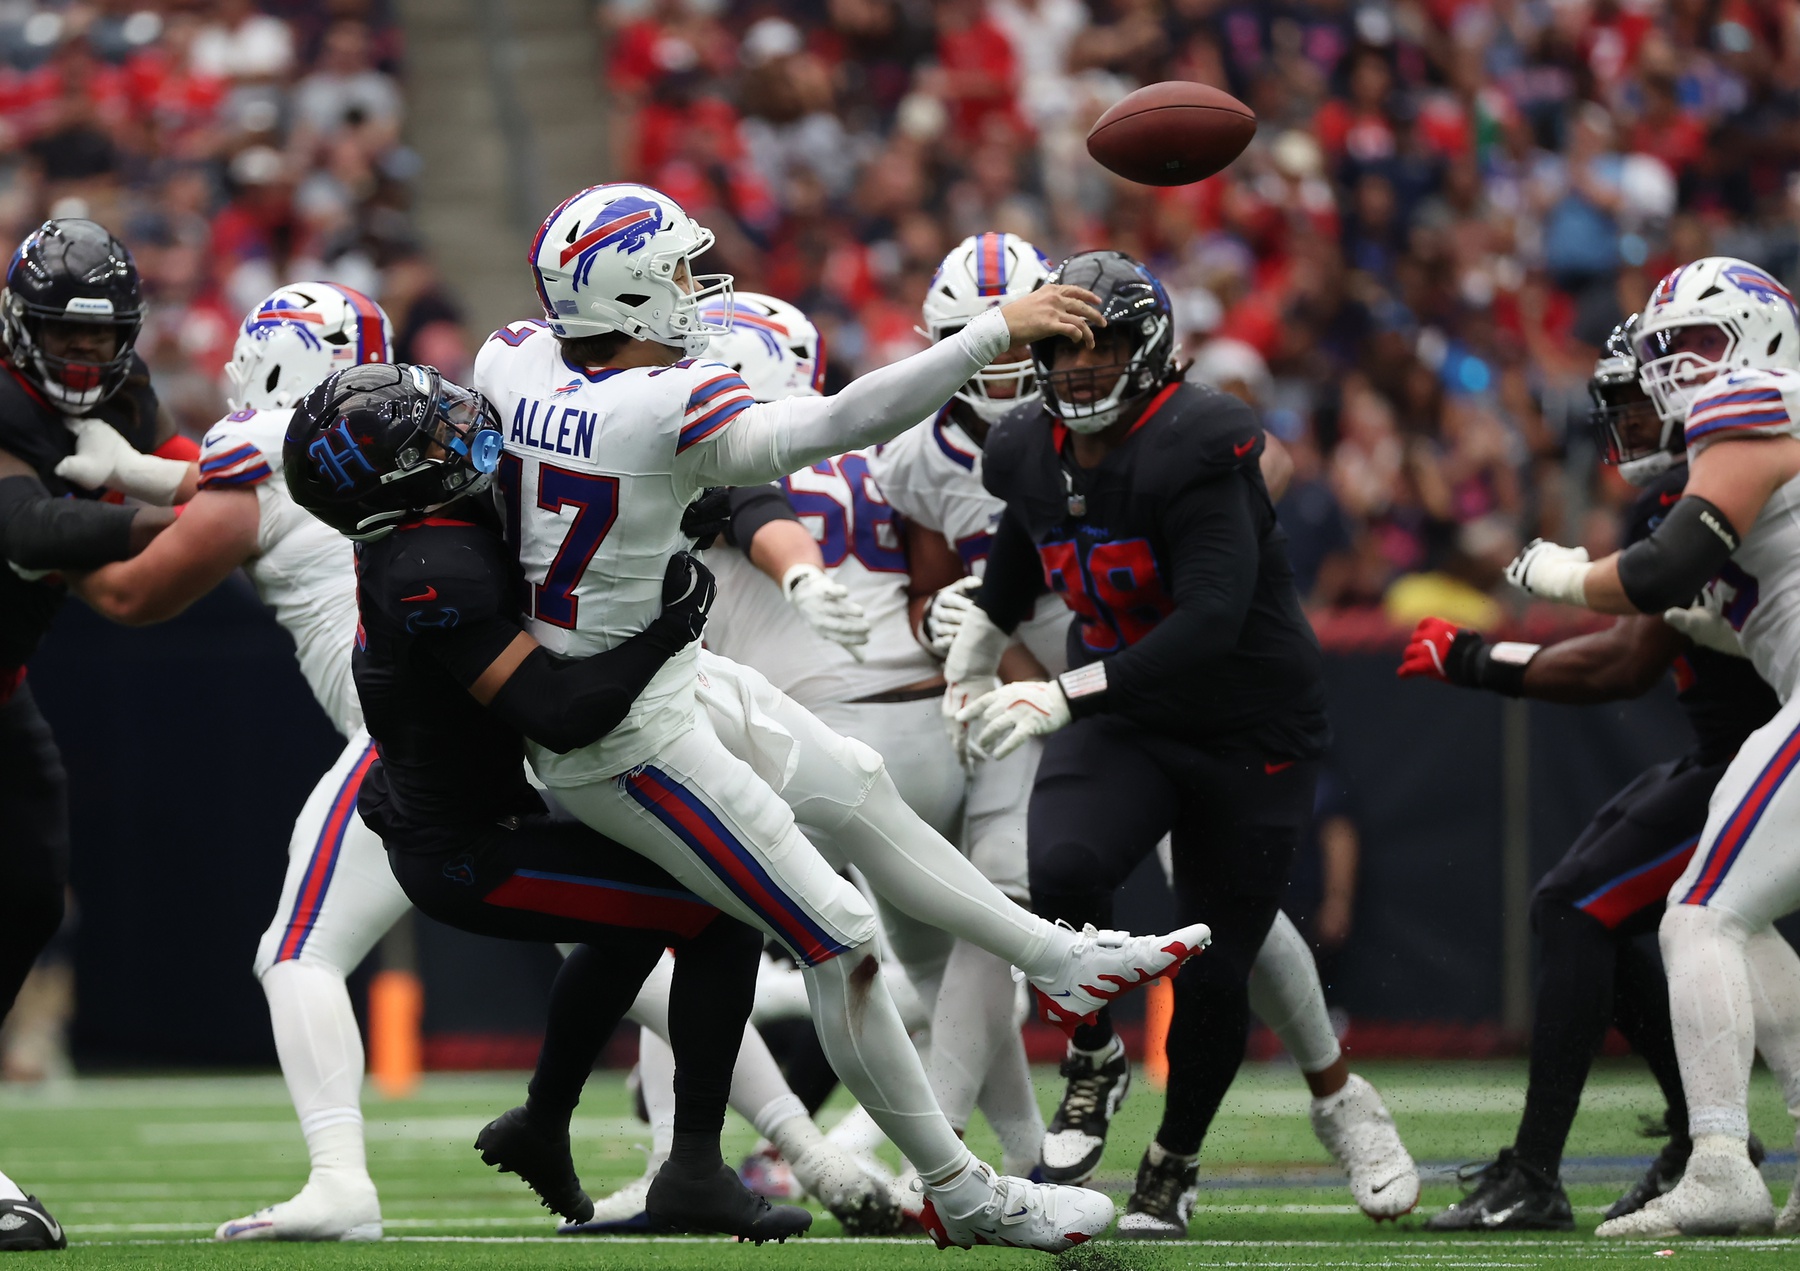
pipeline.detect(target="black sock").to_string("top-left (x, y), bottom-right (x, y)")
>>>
top-left (1512, 900), bottom-right (1617, 1176)
top-left (667, 917), bottom-right (761, 1149)
top-left (667, 1129), bottom-right (726, 1176)
top-left (1071, 1011), bottom-right (1116, 1053)
top-left (526, 939), bottom-right (660, 1126)
top-left (1612, 935), bottom-right (1689, 1145)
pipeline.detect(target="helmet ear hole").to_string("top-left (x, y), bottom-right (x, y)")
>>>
top-left (615, 293), bottom-right (649, 307)
top-left (265, 365), bottom-right (280, 394)
top-left (1770, 333), bottom-right (1784, 357)
top-left (323, 330), bottom-right (349, 345)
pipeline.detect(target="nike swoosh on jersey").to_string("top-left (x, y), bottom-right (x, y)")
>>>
top-left (1233, 437), bottom-right (1257, 457)
top-left (402, 585), bottom-right (439, 603)
top-left (1264, 760), bottom-right (1294, 775)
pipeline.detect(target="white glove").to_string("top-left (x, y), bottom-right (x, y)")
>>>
top-left (54, 418), bottom-right (189, 506)
top-left (958, 679), bottom-right (1072, 760)
top-left (782, 563), bottom-right (870, 660)
top-left (1664, 592), bottom-right (1748, 658)
top-left (942, 673), bottom-right (1001, 765)
top-left (919, 574), bottom-right (982, 658)
top-left (1504, 538), bottom-right (1591, 606)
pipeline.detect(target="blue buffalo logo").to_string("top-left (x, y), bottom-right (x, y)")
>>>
top-left (713, 305), bottom-right (789, 359)
top-left (244, 294), bottom-right (326, 351)
top-left (1722, 263), bottom-right (1798, 320)
top-left (560, 195), bottom-right (665, 291)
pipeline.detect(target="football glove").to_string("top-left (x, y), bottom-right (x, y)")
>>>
top-left (55, 417), bottom-right (188, 506)
top-left (942, 674), bottom-right (1001, 766)
top-left (1504, 538), bottom-right (1591, 606)
top-left (1396, 616), bottom-right (1537, 695)
top-left (1663, 587), bottom-right (1748, 658)
top-left (958, 679), bottom-right (1072, 760)
top-left (680, 486), bottom-right (732, 548)
top-left (918, 575), bottom-right (982, 658)
top-left (782, 563), bottom-right (870, 660)
top-left (941, 599), bottom-right (1010, 761)
top-left (644, 551), bottom-right (716, 653)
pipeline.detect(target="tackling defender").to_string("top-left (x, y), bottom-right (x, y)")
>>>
top-left (876, 235), bottom-right (1417, 1220)
top-left (1506, 257), bottom-right (1800, 1237)
top-left (1402, 319), bottom-right (1780, 1229)
top-left (473, 182), bottom-right (1209, 1250)
top-left (0, 219), bottom-right (189, 1250)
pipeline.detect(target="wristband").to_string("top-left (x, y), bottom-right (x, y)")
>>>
top-left (1453, 634), bottom-right (1539, 696)
top-left (1057, 663), bottom-right (1107, 715)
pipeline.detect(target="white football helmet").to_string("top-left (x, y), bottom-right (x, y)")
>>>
top-left (702, 292), bottom-right (823, 403)
top-left (922, 232), bottom-right (1054, 422)
top-left (224, 282), bottom-right (393, 411)
top-left (528, 183), bottom-right (732, 356)
top-left (1634, 256), bottom-right (1800, 423)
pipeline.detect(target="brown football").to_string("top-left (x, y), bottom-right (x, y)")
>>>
top-left (1086, 81), bottom-right (1257, 187)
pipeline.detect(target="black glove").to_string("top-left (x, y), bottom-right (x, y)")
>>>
top-left (644, 551), bottom-right (717, 653)
top-left (680, 487), bottom-right (733, 549)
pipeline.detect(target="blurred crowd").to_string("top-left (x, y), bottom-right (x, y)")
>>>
top-left (0, 0), bottom-right (471, 441)
top-left (598, 0), bottom-right (1800, 621)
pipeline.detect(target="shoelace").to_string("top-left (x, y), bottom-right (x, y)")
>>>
top-left (1056, 1056), bottom-right (1118, 1127)
top-left (1135, 1156), bottom-right (1191, 1215)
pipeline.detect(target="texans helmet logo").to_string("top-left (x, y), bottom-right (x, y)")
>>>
top-left (560, 195), bottom-right (665, 291)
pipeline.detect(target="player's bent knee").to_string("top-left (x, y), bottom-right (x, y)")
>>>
top-left (1661, 899), bottom-right (1751, 957)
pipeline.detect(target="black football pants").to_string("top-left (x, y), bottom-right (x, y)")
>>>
top-left (1028, 715), bottom-right (1318, 1158)
top-left (0, 684), bottom-right (67, 1025)
top-left (1509, 753), bottom-right (1722, 1175)
top-left (385, 803), bottom-right (762, 1137)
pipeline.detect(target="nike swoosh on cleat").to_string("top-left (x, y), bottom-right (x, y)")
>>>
top-left (1005, 1208), bottom-right (1029, 1219)
top-left (221, 1220), bottom-right (273, 1238)
top-left (1482, 1203), bottom-right (1522, 1226)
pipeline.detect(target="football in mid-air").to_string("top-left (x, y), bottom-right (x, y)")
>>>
top-left (1086, 81), bottom-right (1257, 187)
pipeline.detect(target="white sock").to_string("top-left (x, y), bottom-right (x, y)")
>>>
top-left (929, 938), bottom-right (1042, 1168)
top-left (1662, 903), bottom-right (1756, 1142)
top-left (824, 1102), bottom-right (889, 1157)
top-left (803, 944), bottom-right (970, 1182)
top-left (261, 960), bottom-right (368, 1177)
top-left (0, 1169), bottom-right (25, 1202)
top-left (1746, 926), bottom-right (1800, 1117)
top-left (1249, 910), bottom-right (1342, 1074)
top-left (637, 1026), bottom-right (677, 1163)
top-left (814, 773), bottom-right (1063, 977)
top-left (764, 1102), bottom-right (825, 1161)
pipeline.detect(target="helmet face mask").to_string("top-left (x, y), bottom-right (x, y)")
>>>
top-left (1593, 313), bottom-right (1682, 485)
top-left (1031, 251), bottom-right (1174, 434)
top-left (225, 283), bottom-right (394, 411)
top-left (3, 218), bottom-right (144, 410)
top-left (284, 363), bottom-right (503, 541)
top-left (529, 184), bottom-right (733, 357)
top-left (1634, 257), bottom-right (1800, 424)
top-left (922, 233), bottom-right (1054, 423)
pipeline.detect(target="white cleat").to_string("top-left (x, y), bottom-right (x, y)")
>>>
top-left (1776, 1166), bottom-right (1800, 1234)
top-left (559, 1170), bottom-right (655, 1234)
top-left (1595, 1142), bottom-right (1773, 1238)
top-left (917, 1160), bottom-right (1114, 1252)
top-left (792, 1141), bottom-right (903, 1235)
top-left (214, 1169), bottom-right (381, 1242)
top-left (1025, 923), bottom-right (1211, 1037)
top-left (1310, 1073), bottom-right (1420, 1220)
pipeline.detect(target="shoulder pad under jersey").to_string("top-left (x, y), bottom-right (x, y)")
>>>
top-left (363, 521), bottom-right (515, 635)
top-left (196, 408), bottom-right (278, 491)
top-left (88, 355), bottom-right (161, 454)
top-left (1130, 384), bottom-right (1264, 497)
top-left (1621, 463), bottom-right (1690, 546)
top-left (674, 359), bottom-right (754, 454)
top-left (0, 360), bottom-right (68, 479)
top-left (980, 401), bottom-right (1056, 505)
top-left (1684, 367), bottom-right (1800, 453)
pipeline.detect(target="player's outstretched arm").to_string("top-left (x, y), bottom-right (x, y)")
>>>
top-left (1507, 434), bottom-right (1800, 615)
top-left (0, 444), bottom-right (174, 571)
top-left (1397, 613), bottom-right (1685, 703)
top-left (676, 285), bottom-right (1103, 489)
top-left (66, 488), bottom-right (261, 625)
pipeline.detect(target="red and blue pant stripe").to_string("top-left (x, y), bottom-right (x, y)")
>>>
top-left (624, 765), bottom-right (854, 966)
top-left (1683, 720), bottom-right (1800, 906)
top-left (274, 744), bottom-right (377, 962)
top-left (1575, 835), bottom-right (1699, 929)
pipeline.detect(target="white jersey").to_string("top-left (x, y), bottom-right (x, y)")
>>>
top-left (1688, 367), bottom-right (1800, 703)
top-left (197, 408), bottom-right (359, 735)
top-left (870, 408), bottom-right (1069, 674)
top-left (475, 322), bottom-right (740, 780)
top-left (703, 449), bottom-right (938, 708)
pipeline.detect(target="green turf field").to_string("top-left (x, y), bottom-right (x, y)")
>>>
top-left (1, 1059), bottom-right (1795, 1268)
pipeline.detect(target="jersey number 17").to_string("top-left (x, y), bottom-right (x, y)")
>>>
top-left (497, 454), bottom-right (620, 629)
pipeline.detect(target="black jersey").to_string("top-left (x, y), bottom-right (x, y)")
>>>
top-left (979, 382), bottom-right (1330, 758)
top-left (0, 354), bottom-right (160, 669)
top-left (351, 507), bottom-right (545, 833)
top-left (1627, 465), bottom-right (1778, 764)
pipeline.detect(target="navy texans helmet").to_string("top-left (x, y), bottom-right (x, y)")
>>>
top-left (2, 218), bottom-right (145, 409)
top-left (285, 363), bottom-right (503, 540)
top-left (1031, 250), bottom-right (1175, 433)
top-left (1591, 314), bottom-right (1683, 486)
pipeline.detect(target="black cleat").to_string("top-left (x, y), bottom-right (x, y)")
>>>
top-left (0, 1195), bottom-right (66, 1251)
top-left (1426, 1149), bottom-right (1574, 1232)
top-left (1604, 1125), bottom-right (1765, 1221)
top-left (475, 1105), bottom-right (594, 1224)
top-left (1039, 1036), bottom-right (1130, 1185)
top-left (1116, 1147), bottom-right (1198, 1240)
top-left (647, 1161), bottom-right (812, 1244)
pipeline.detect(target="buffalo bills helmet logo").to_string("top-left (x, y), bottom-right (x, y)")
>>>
top-left (560, 195), bottom-right (666, 291)
top-left (244, 295), bottom-right (325, 350)
top-left (710, 303), bottom-right (787, 359)
top-left (1722, 263), bottom-right (1798, 320)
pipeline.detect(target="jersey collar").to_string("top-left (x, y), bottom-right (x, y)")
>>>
top-left (1050, 381), bottom-right (1182, 457)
